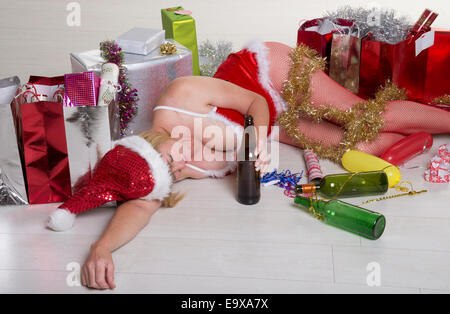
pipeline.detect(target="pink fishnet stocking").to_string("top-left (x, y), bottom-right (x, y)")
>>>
top-left (266, 42), bottom-right (450, 156)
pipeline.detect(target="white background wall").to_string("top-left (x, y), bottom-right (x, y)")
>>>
top-left (1, 0), bottom-right (449, 82)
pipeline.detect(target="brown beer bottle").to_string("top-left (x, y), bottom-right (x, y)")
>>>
top-left (237, 115), bottom-right (261, 205)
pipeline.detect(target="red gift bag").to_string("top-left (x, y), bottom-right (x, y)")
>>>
top-left (359, 35), bottom-right (429, 101)
top-left (424, 29), bottom-right (450, 105)
top-left (329, 33), bottom-right (362, 94)
top-left (297, 18), bottom-right (354, 73)
top-left (14, 76), bottom-right (72, 204)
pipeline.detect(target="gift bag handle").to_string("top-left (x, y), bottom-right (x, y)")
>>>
top-left (52, 89), bottom-right (64, 103)
top-left (14, 86), bottom-right (40, 103)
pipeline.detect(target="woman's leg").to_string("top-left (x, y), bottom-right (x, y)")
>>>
top-left (308, 70), bottom-right (450, 134)
top-left (278, 116), bottom-right (405, 156)
top-left (266, 42), bottom-right (450, 152)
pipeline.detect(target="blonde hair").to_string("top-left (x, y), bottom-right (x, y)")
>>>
top-left (139, 130), bottom-right (184, 208)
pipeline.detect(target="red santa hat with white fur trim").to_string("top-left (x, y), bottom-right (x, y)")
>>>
top-left (47, 135), bottom-right (173, 231)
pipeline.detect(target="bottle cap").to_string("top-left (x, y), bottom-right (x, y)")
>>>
top-left (244, 115), bottom-right (254, 126)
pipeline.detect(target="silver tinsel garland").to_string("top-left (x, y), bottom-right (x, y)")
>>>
top-left (199, 40), bottom-right (233, 77)
top-left (325, 6), bottom-right (413, 44)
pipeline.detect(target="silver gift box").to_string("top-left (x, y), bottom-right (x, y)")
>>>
top-left (70, 39), bottom-right (193, 136)
top-left (0, 76), bottom-right (27, 205)
top-left (116, 28), bottom-right (166, 56)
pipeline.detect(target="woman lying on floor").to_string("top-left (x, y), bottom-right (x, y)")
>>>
top-left (47, 42), bottom-right (450, 290)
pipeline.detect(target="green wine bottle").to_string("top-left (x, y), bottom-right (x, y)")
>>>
top-left (294, 196), bottom-right (386, 240)
top-left (295, 171), bottom-right (389, 198)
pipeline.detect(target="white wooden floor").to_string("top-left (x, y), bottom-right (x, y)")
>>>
top-left (0, 136), bottom-right (449, 294)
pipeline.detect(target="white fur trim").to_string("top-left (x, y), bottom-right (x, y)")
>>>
top-left (204, 161), bottom-right (237, 178)
top-left (244, 41), bottom-right (287, 116)
top-left (207, 108), bottom-right (244, 149)
top-left (114, 136), bottom-right (172, 201)
top-left (47, 209), bottom-right (76, 232)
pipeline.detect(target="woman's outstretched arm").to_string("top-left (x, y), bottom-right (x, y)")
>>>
top-left (81, 199), bottom-right (161, 290)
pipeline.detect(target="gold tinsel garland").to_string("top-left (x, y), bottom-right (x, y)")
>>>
top-left (432, 95), bottom-right (450, 106)
top-left (278, 44), bottom-right (407, 162)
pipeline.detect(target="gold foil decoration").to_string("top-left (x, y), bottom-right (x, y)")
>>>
top-left (278, 44), bottom-right (407, 162)
top-left (159, 42), bottom-right (178, 55)
top-left (432, 95), bottom-right (450, 105)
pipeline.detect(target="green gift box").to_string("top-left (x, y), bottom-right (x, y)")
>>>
top-left (161, 6), bottom-right (200, 75)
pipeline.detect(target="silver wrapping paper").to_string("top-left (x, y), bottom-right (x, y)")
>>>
top-left (116, 28), bottom-right (166, 56)
top-left (63, 103), bottom-right (114, 195)
top-left (0, 76), bottom-right (28, 205)
top-left (70, 39), bottom-right (193, 135)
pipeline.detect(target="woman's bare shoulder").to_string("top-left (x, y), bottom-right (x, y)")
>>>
top-left (156, 76), bottom-right (220, 110)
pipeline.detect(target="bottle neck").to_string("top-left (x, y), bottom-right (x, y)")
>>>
top-left (294, 196), bottom-right (327, 213)
top-left (295, 183), bottom-right (320, 195)
top-left (238, 117), bottom-right (257, 162)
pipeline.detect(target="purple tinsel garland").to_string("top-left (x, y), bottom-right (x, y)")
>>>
top-left (100, 40), bottom-right (139, 136)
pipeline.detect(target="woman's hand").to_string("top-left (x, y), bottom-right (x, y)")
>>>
top-left (81, 244), bottom-right (116, 290)
top-left (256, 148), bottom-right (271, 174)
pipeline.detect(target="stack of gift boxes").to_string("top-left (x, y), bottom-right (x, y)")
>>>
top-left (72, 7), bottom-right (200, 136)
top-left (0, 6), bottom-right (199, 206)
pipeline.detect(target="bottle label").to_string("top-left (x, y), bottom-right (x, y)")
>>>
top-left (301, 184), bottom-right (316, 194)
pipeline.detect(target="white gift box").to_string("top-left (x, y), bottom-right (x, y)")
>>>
top-left (116, 28), bottom-right (166, 55)
top-left (70, 39), bottom-right (193, 135)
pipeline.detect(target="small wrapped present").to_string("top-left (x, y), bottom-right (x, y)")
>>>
top-left (161, 6), bottom-right (200, 75)
top-left (425, 144), bottom-right (450, 183)
top-left (70, 39), bottom-right (193, 135)
top-left (116, 28), bottom-right (166, 55)
top-left (64, 72), bottom-right (101, 107)
top-left (0, 76), bottom-right (27, 205)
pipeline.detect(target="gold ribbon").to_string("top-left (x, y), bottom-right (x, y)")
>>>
top-left (159, 42), bottom-right (178, 55)
top-left (362, 181), bottom-right (427, 205)
top-left (432, 95), bottom-right (450, 106)
top-left (305, 169), bottom-right (427, 221)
